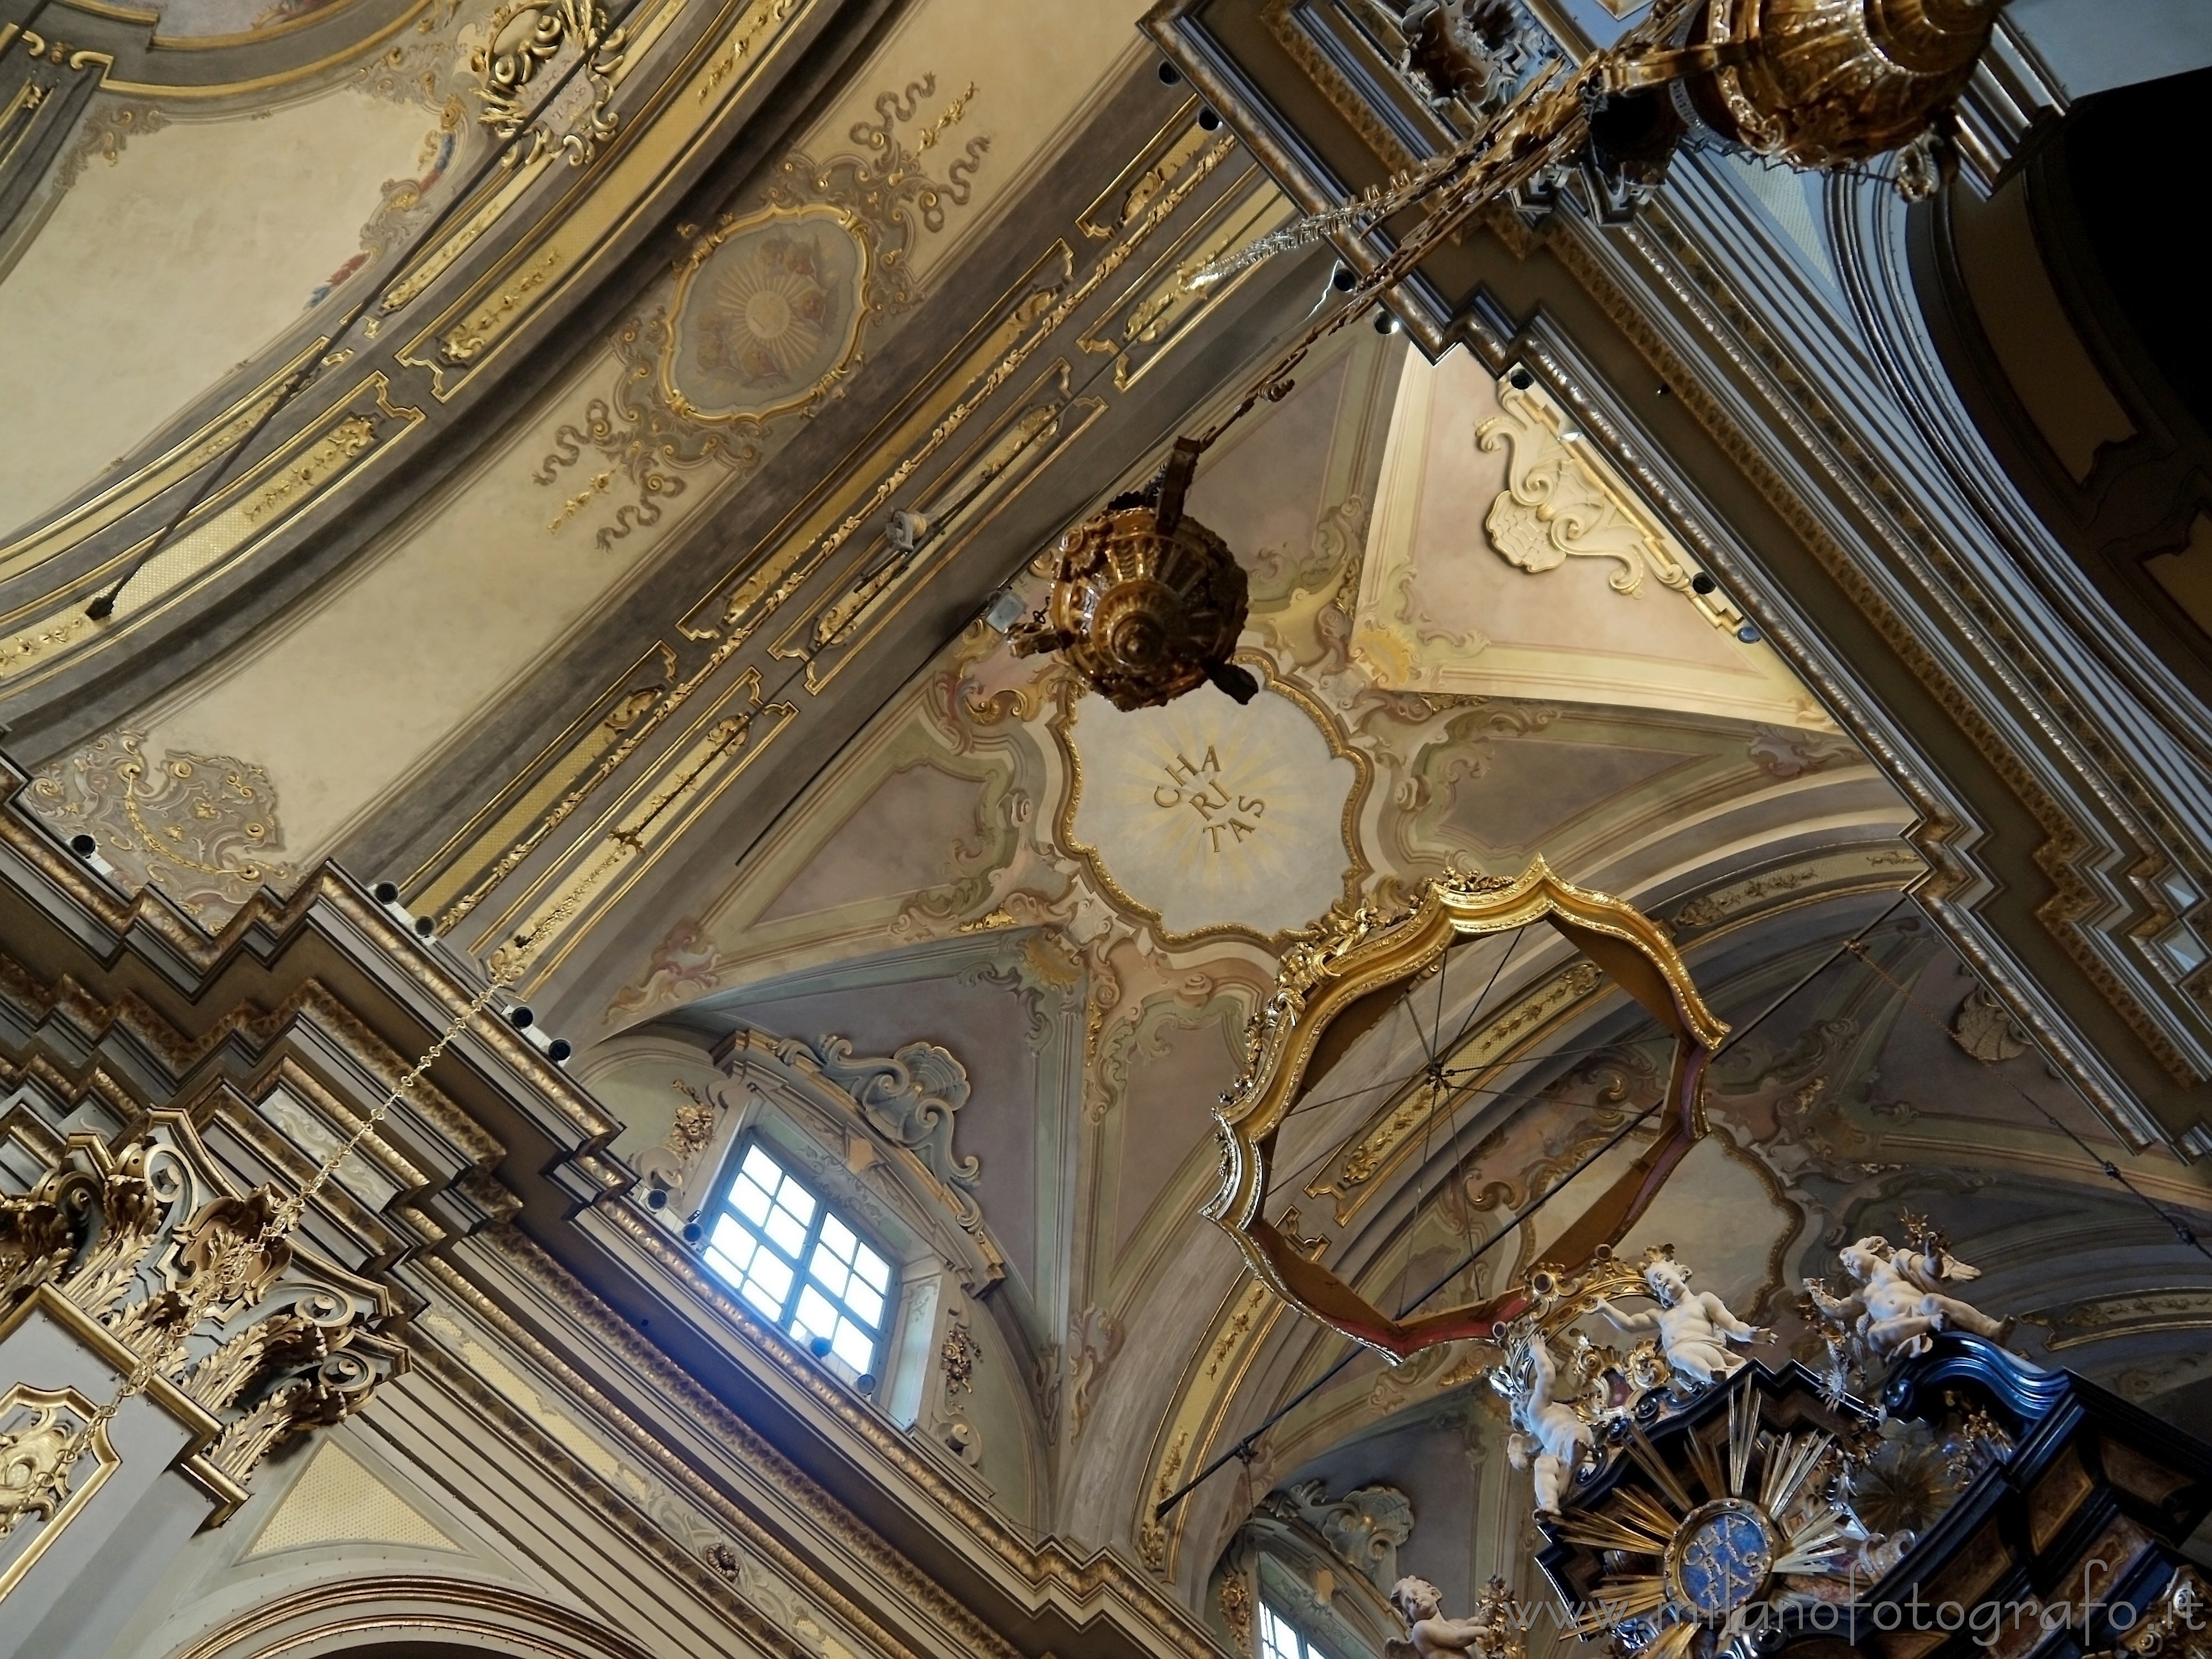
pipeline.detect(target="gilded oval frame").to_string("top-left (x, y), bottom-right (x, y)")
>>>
top-left (661, 201), bottom-right (873, 429)
top-left (1207, 857), bottom-right (1728, 1360)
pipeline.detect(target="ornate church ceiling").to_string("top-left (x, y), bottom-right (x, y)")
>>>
top-left (4, 3), bottom-right (2212, 1658)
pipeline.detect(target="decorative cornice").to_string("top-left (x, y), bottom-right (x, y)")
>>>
top-left (1510, 208), bottom-right (2180, 1147)
top-left (446, 1222), bottom-right (1225, 1659)
top-left (169, 1574), bottom-right (660, 1659)
top-left (0, 766), bottom-right (618, 1149)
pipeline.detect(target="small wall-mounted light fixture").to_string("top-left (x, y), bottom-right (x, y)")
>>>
top-left (505, 1004), bottom-right (572, 1065)
top-left (66, 833), bottom-right (122, 882)
top-left (372, 880), bottom-right (437, 937)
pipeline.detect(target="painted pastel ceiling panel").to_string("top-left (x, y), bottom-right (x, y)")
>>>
top-left (1061, 681), bottom-right (1362, 943)
top-left (1353, 346), bottom-right (1820, 725)
top-left (589, 310), bottom-right (1928, 1526)
top-left (0, 85), bottom-right (447, 531)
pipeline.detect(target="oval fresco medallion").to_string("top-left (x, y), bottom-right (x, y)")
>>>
top-left (1060, 672), bottom-right (1366, 943)
top-left (662, 202), bottom-right (870, 425)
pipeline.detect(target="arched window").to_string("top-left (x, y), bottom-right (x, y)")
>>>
top-left (704, 1139), bottom-right (894, 1378)
top-left (1260, 1603), bottom-right (1343, 1659)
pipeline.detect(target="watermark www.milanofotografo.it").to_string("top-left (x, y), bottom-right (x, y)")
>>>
top-left (1517, 1559), bottom-right (2199, 1648)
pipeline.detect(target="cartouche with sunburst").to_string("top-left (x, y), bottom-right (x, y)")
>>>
top-left (1541, 1381), bottom-right (1876, 1659)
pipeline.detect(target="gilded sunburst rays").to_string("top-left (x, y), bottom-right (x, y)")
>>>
top-left (1562, 1391), bottom-right (1862, 1645)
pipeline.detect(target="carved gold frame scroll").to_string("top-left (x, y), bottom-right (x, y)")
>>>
top-left (1206, 857), bottom-right (1728, 1360)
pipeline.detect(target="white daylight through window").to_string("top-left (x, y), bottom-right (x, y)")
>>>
top-left (704, 1140), bottom-right (894, 1376)
top-left (1260, 1604), bottom-right (1337, 1659)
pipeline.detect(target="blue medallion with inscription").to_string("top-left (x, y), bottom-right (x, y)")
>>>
top-left (1675, 1506), bottom-right (1772, 1616)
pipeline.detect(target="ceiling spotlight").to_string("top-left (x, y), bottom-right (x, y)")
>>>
top-left (66, 833), bottom-right (120, 881)
top-left (1373, 310), bottom-right (1398, 335)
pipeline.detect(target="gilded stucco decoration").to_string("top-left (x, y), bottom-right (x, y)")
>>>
top-left (27, 729), bottom-right (295, 922)
top-left (472, 0), bottom-right (628, 168)
top-left (296, 0), bottom-right (497, 315)
top-left (663, 203), bottom-right (870, 425)
top-left (1475, 383), bottom-right (1736, 625)
top-left (0, 1118), bottom-right (406, 1579)
top-left (534, 75), bottom-right (987, 550)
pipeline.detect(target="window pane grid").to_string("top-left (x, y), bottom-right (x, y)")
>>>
top-left (702, 1141), bottom-right (893, 1380)
top-left (1261, 1606), bottom-right (1333, 1659)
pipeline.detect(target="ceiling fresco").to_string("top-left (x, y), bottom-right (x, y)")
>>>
top-left (553, 309), bottom-right (2098, 1574)
top-left (564, 292), bottom-right (2208, 1621)
top-left (7, 6), bottom-right (2212, 1659)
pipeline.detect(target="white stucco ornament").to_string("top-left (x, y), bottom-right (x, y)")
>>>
top-left (1591, 1254), bottom-right (1764, 1387)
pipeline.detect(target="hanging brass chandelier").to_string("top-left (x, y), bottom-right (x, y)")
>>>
top-left (1015, 0), bottom-right (2005, 708)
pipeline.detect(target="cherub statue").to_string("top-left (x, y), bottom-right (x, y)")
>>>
top-left (1590, 1251), bottom-right (1764, 1390)
top-left (1807, 1227), bottom-right (2010, 1364)
top-left (1387, 1574), bottom-right (1524, 1659)
top-left (1494, 1328), bottom-right (1593, 1514)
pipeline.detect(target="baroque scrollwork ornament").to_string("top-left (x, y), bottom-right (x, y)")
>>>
top-left (0, 1394), bottom-right (89, 1539)
top-left (26, 731), bottom-right (295, 924)
top-left (472, 0), bottom-right (627, 167)
top-left (0, 964), bottom-right (513, 1582)
top-left (533, 75), bottom-right (987, 550)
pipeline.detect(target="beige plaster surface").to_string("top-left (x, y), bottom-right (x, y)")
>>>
top-left (799, 0), bottom-right (1153, 284)
top-left (0, 88), bottom-right (436, 534)
top-left (1357, 346), bottom-right (1823, 725)
top-left (139, 337), bottom-right (692, 856)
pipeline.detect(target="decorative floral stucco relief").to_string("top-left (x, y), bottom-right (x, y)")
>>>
top-left (534, 75), bottom-right (990, 550)
top-left (28, 729), bottom-right (295, 924)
